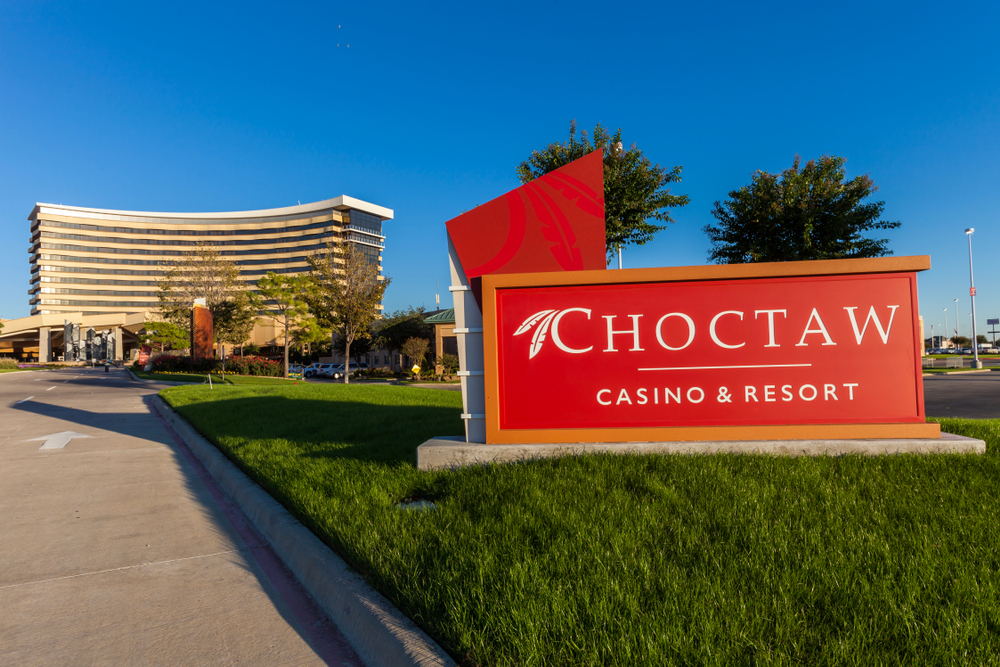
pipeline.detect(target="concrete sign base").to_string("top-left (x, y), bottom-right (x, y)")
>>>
top-left (416, 432), bottom-right (985, 471)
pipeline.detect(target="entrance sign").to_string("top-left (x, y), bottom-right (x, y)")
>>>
top-left (483, 256), bottom-right (938, 443)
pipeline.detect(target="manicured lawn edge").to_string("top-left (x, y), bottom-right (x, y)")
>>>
top-left (132, 369), bottom-right (296, 384)
top-left (151, 395), bottom-right (455, 667)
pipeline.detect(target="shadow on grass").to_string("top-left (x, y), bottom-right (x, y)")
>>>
top-left (167, 392), bottom-right (464, 467)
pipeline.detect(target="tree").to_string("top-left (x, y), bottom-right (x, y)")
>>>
top-left (705, 155), bottom-right (901, 264)
top-left (951, 336), bottom-right (971, 348)
top-left (292, 314), bottom-right (329, 361)
top-left (256, 272), bottom-right (309, 378)
top-left (307, 240), bottom-right (391, 384)
top-left (372, 307), bottom-right (432, 358)
top-left (977, 334), bottom-right (988, 345)
top-left (402, 337), bottom-right (429, 379)
top-left (516, 121), bottom-right (689, 262)
top-left (157, 242), bottom-right (247, 338)
top-left (333, 329), bottom-right (374, 364)
top-left (215, 290), bottom-right (262, 356)
top-left (142, 321), bottom-right (188, 352)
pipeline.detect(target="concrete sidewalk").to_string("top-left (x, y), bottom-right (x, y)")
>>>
top-left (0, 367), bottom-right (362, 666)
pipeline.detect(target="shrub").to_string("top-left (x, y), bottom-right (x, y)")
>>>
top-left (440, 353), bottom-right (460, 375)
top-left (0, 358), bottom-right (19, 369)
top-left (357, 367), bottom-right (397, 379)
top-left (150, 354), bottom-right (221, 374)
top-left (148, 352), bottom-right (281, 377)
top-left (150, 354), bottom-right (192, 373)
top-left (225, 355), bottom-right (282, 377)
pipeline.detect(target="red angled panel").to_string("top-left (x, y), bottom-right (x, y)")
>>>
top-left (446, 150), bottom-right (606, 305)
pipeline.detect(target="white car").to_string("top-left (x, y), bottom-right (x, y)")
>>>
top-left (332, 362), bottom-right (369, 379)
top-left (304, 363), bottom-right (337, 378)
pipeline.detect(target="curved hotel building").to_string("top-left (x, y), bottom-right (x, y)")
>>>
top-left (29, 196), bottom-right (391, 316)
top-left (1, 196), bottom-right (390, 362)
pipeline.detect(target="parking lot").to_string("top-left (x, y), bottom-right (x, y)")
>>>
top-left (923, 371), bottom-right (1000, 419)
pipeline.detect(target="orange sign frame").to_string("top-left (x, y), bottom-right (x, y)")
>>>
top-left (482, 256), bottom-right (939, 444)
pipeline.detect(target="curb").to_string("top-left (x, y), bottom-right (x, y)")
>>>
top-left (151, 395), bottom-right (456, 667)
top-left (127, 368), bottom-right (209, 386)
top-left (923, 369), bottom-right (995, 376)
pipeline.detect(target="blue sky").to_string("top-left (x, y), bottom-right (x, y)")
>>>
top-left (2, 1), bottom-right (998, 343)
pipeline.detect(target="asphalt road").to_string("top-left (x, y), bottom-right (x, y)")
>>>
top-left (924, 371), bottom-right (1000, 419)
top-left (0, 368), bottom-right (362, 666)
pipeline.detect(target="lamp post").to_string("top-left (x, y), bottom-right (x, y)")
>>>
top-left (966, 228), bottom-right (981, 368)
top-left (954, 298), bottom-right (959, 342)
top-left (615, 141), bottom-right (624, 270)
top-left (943, 308), bottom-right (949, 349)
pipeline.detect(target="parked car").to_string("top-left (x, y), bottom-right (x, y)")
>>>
top-left (332, 362), bottom-right (369, 380)
top-left (288, 364), bottom-right (304, 379)
top-left (304, 363), bottom-right (337, 378)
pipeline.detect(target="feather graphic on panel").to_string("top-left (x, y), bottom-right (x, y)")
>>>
top-left (514, 309), bottom-right (557, 336)
top-left (528, 311), bottom-right (560, 359)
top-left (544, 171), bottom-right (605, 218)
top-left (536, 188), bottom-right (583, 271)
top-left (526, 183), bottom-right (583, 270)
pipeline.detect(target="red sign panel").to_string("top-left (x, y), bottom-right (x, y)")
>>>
top-left (446, 150), bottom-right (606, 307)
top-left (485, 260), bottom-right (934, 443)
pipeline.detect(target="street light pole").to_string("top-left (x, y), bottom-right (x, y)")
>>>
top-left (615, 141), bottom-right (624, 270)
top-left (943, 308), bottom-right (949, 349)
top-left (966, 228), bottom-right (981, 368)
top-left (954, 298), bottom-right (959, 342)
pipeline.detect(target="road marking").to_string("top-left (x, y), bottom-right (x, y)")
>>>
top-left (46, 386), bottom-right (56, 391)
top-left (16, 397), bottom-right (34, 404)
top-left (27, 431), bottom-right (92, 450)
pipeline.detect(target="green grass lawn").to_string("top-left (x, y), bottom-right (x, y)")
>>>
top-left (161, 383), bottom-right (1000, 666)
top-left (135, 370), bottom-right (295, 385)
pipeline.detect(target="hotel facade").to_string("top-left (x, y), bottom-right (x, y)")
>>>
top-left (2, 196), bottom-right (391, 361)
top-left (29, 196), bottom-right (389, 316)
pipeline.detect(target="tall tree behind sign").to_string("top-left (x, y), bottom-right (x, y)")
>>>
top-left (517, 121), bottom-right (689, 263)
top-left (705, 155), bottom-right (900, 263)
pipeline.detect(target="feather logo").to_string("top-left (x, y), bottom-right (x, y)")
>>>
top-left (523, 182), bottom-right (584, 270)
top-left (514, 309), bottom-right (560, 359)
